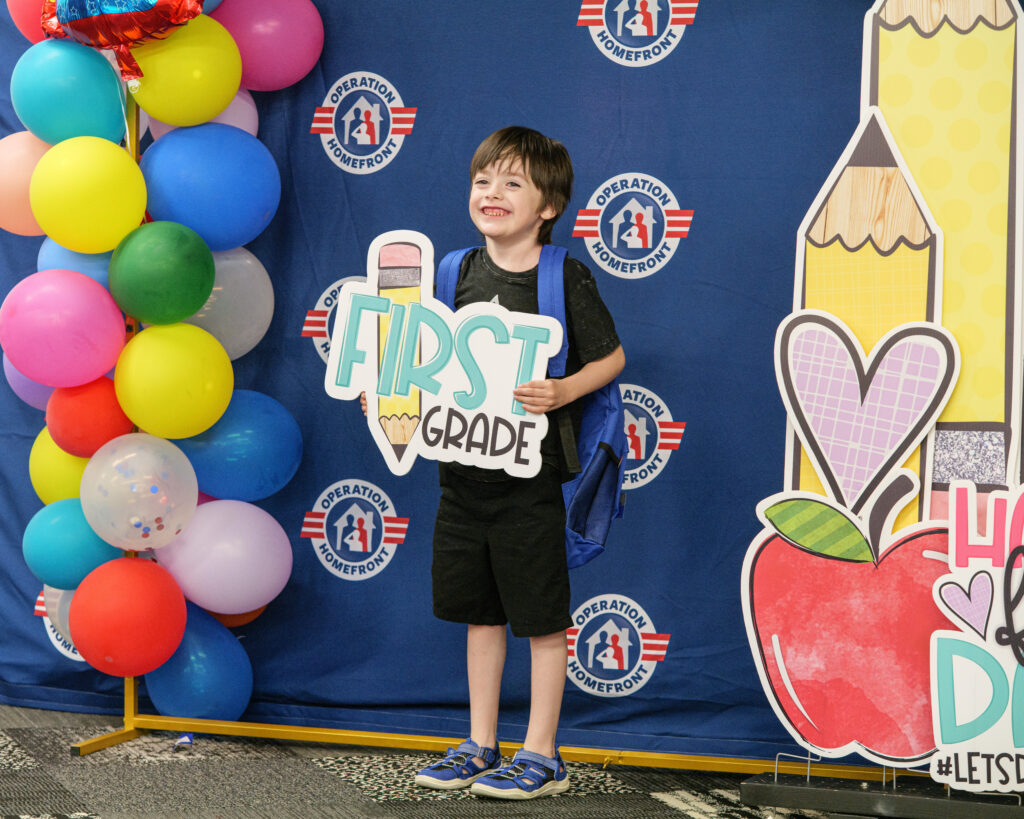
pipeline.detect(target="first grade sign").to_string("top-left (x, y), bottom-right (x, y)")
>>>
top-left (324, 230), bottom-right (563, 477)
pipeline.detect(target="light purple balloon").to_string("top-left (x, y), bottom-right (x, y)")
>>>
top-left (3, 352), bottom-right (55, 410)
top-left (147, 89), bottom-right (258, 141)
top-left (154, 500), bottom-right (292, 614)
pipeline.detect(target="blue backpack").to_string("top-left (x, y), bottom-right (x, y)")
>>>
top-left (436, 245), bottom-right (626, 568)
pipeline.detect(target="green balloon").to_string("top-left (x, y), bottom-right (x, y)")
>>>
top-left (108, 221), bottom-right (216, 324)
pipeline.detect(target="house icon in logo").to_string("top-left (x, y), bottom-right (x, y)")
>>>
top-left (340, 96), bottom-right (382, 146)
top-left (334, 503), bottom-right (376, 554)
top-left (608, 197), bottom-right (657, 250)
top-left (585, 617), bottom-right (633, 672)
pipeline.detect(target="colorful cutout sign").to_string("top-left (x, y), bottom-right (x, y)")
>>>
top-left (323, 230), bottom-right (562, 477)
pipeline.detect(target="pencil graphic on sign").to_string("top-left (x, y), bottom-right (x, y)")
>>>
top-left (790, 108), bottom-right (941, 528)
top-left (864, 0), bottom-right (1022, 502)
top-left (376, 241), bottom-right (422, 462)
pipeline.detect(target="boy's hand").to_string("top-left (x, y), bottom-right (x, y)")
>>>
top-left (359, 392), bottom-right (368, 415)
top-left (513, 379), bottom-right (569, 414)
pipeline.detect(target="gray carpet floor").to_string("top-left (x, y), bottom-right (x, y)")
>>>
top-left (0, 704), bottom-right (831, 819)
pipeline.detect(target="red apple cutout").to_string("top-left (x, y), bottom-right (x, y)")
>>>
top-left (742, 487), bottom-right (949, 764)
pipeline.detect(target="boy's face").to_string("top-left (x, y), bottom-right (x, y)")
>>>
top-left (469, 158), bottom-right (556, 250)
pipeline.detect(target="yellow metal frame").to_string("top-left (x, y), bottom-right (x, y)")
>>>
top-left (71, 678), bottom-right (921, 783)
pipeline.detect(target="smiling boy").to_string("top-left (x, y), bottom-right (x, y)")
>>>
top-left (412, 126), bottom-right (625, 800)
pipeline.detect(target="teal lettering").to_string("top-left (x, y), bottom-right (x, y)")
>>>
top-left (454, 315), bottom-right (508, 410)
top-left (936, 638), bottom-right (1009, 744)
top-left (394, 303), bottom-right (452, 396)
top-left (334, 294), bottom-right (389, 387)
top-left (511, 324), bottom-right (552, 416)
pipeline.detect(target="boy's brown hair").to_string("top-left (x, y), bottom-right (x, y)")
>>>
top-left (470, 126), bottom-right (574, 245)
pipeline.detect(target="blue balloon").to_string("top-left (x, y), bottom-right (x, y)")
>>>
top-left (139, 124), bottom-right (282, 251)
top-left (173, 390), bottom-right (303, 501)
top-left (22, 498), bottom-right (123, 589)
top-left (10, 39), bottom-right (126, 145)
top-left (202, 0), bottom-right (224, 11)
top-left (38, 238), bottom-right (113, 288)
top-left (144, 603), bottom-right (253, 721)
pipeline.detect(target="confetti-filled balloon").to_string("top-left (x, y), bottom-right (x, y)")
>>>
top-left (79, 433), bottom-right (198, 551)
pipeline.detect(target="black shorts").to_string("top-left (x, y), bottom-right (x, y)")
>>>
top-left (432, 464), bottom-right (571, 638)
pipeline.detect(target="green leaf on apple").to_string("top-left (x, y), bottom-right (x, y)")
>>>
top-left (762, 498), bottom-right (873, 562)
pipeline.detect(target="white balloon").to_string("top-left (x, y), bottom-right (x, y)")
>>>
top-left (43, 585), bottom-right (75, 647)
top-left (184, 247), bottom-right (274, 360)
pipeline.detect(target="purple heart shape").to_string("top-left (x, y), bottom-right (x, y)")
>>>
top-left (777, 314), bottom-right (956, 512)
top-left (939, 572), bottom-right (993, 639)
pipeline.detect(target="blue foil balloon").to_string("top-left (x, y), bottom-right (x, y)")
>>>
top-left (38, 237), bottom-right (113, 289)
top-left (173, 390), bottom-right (303, 501)
top-left (22, 498), bottom-right (123, 590)
top-left (139, 123), bottom-right (282, 251)
top-left (144, 603), bottom-right (253, 721)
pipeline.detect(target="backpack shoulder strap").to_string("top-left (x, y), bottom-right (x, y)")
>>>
top-left (537, 245), bottom-right (568, 377)
top-left (436, 247), bottom-right (476, 309)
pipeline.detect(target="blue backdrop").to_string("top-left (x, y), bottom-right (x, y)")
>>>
top-left (0, 1), bottom-right (874, 760)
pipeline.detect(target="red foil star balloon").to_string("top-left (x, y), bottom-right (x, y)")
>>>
top-left (41, 0), bottom-right (202, 81)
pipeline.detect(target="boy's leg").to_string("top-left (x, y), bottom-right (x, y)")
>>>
top-left (522, 629), bottom-right (567, 757)
top-left (468, 623), bottom-right (506, 763)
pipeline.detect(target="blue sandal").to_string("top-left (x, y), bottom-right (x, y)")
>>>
top-left (414, 739), bottom-right (502, 790)
top-left (470, 748), bottom-right (569, 799)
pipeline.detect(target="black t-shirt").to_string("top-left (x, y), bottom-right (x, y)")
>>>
top-left (443, 247), bottom-right (621, 481)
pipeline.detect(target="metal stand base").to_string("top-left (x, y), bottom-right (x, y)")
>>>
top-left (741, 772), bottom-right (1023, 818)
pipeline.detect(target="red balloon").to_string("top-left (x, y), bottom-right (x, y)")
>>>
top-left (40, 0), bottom-right (202, 81)
top-left (69, 557), bottom-right (186, 677)
top-left (46, 377), bottom-right (133, 458)
top-left (6, 0), bottom-right (47, 43)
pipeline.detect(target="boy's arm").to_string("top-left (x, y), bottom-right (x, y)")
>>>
top-left (513, 345), bottom-right (625, 415)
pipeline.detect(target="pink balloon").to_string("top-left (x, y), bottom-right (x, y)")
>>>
top-left (0, 269), bottom-right (126, 387)
top-left (6, 0), bottom-right (46, 43)
top-left (147, 88), bottom-right (258, 140)
top-left (154, 500), bottom-right (292, 614)
top-left (211, 0), bottom-right (324, 92)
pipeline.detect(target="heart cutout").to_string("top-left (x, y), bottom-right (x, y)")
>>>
top-left (776, 312), bottom-right (957, 513)
top-left (939, 571), bottom-right (993, 639)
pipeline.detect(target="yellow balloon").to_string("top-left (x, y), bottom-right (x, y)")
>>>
top-left (29, 137), bottom-right (147, 254)
top-left (131, 15), bottom-right (242, 127)
top-left (29, 427), bottom-right (88, 504)
top-left (115, 323), bottom-right (233, 439)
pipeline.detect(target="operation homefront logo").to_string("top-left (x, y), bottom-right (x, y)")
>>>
top-left (573, 173), bottom-right (692, 279)
top-left (301, 480), bottom-right (409, 581)
top-left (576, 0), bottom-right (699, 67)
top-left (567, 593), bottom-right (670, 697)
top-left (620, 383), bottom-right (686, 488)
top-left (310, 71), bottom-right (417, 174)
top-left (301, 275), bottom-right (366, 363)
